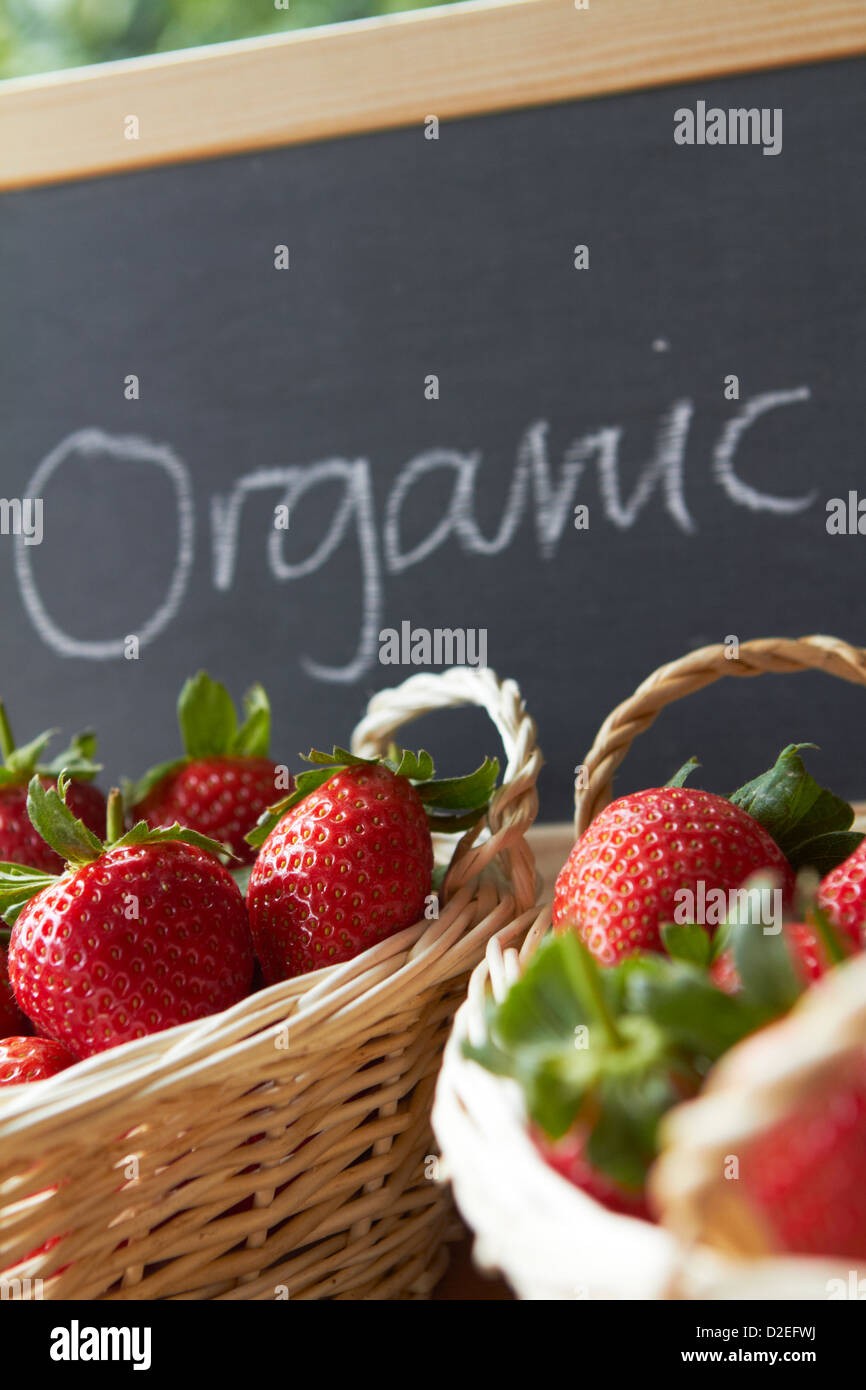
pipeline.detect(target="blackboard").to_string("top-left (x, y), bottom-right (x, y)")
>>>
top-left (2, 54), bottom-right (865, 821)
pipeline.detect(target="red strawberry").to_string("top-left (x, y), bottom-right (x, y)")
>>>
top-left (819, 840), bottom-right (866, 946)
top-left (3, 778), bottom-right (254, 1059)
top-left (711, 918), bottom-right (861, 994)
top-left (655, 1022), bottom-right (866, 1264)
top-left (129, 673), bottom-right (287, 864)
top-left (737, 1052), bottom-right (866, 1259)
top-left (534, 1128), bottom-right (651, 1220)
top-left (249, 765), bottom-right (430, 981)
top-left (0, 941), bottom-right (29, 1036)
top-left (0, 702), bottom-right (105, 873)
top-left (246, 747), bottom-right (498, 982)
top-left (0, 1035), bottom-right (75, 1085)
top-left (137, 757), bottom-right (281, 864)
top-left (0, 778), bottom-right (106, 875)
top-left (555, 785), bottom-right (793, 964)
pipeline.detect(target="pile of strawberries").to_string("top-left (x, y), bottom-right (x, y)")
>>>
top-left (469, 744), bottom-right (866, 1264)
top-left (0, 672), bottom-right (498, 1085)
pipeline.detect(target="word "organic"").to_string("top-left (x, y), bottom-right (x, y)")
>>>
top-left (13, 388), bottom-right (815, 680)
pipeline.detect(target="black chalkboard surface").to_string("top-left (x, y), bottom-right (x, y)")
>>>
top-left (1, 57), bottom-right (865, 820)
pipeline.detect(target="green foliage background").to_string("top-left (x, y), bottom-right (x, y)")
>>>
top-left (0, 0), bottom-right (456, 79)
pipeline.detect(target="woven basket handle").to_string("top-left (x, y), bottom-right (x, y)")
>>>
top-left (351, 666), bottom-right (541, 913)
top-left (574, 635), bottom-right (866, 838)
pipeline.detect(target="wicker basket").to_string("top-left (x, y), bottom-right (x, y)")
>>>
top-left (433, 635), bottom-right (866, 1300)
top-left (0, 666), bottom-right (541, 1300)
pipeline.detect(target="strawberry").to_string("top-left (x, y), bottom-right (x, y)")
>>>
top-left (690, 860), bottom-right (863, 997)
top-left (128, 673), bottom-right (287, 864)
top-left (818, 840), bottom-right (866, 946)
top-left (2, 775), bottom-right (254, 1059)
top-left (0, 700), bottom-right (105, 873)
top-left (0, 941), bottom-right (29, 1037)
top-left (554, 744), bottom-right (866, 967)
top-left (533, 1128), bottom-right (651, 1219)
top-left (0, 1036), bottom-right (75, 1085)
top-left (654, 994), bottom-right (866, 1265)
top-left (736, 1051), bottom-right (866, 1259)
top-left (464, 932), bottom-right (761, 1217)
top-left (554, 784), bottom-right (793, 965)
top-left (246, 746), bottom-right (499, 981)
top-left (711, 918), bottom-right (861, 994)
top-left (660, 870), bottom-right (859, 1020)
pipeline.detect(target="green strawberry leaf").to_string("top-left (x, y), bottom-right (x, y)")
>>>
top-left (586, 1073), bottom-right (676, 1191)
top-left (0, 700), bottom-right (102, 786)
top-left (0, 860), bottom-right (58, 927)
top-left (463, 930), bottom-right (779, 1190)
top-left (110, 820), bottom-right (234, 860)
top-left (17, 772), bottom-right (233, 901)
top-left (231, 684), bottom-right (271, 758)
top-left (660, 921), bottom-right (712, 968)
top-left (806, 900), bottom-right (851, 968)
top-left (177, 672), bottom-right (238, 758)
top-left (465, 935), bottom-right (647, 1139)
top-left (232, 863), bottom-right (254, 896)
top-left (623, 954), bottom-right (763, 1057)
top-left (787, 829), bottom-right (864, 875)
top-left (709, 917), bottom-right (733, 964)
top-left (131, 675), bottom-right (274, 807)
top-left (0, 701), bottom-right (16, 763)
top-left (665, 756), bottom-right (700, 789)
top-left (40, 729), bottom-right (102, 781)
top-left (730, 744), bottom-right (855, 867)
top-left (387, 748), bottom-right (436, 782)
top-left (58, 729), bottom-right (97, 763)
top-left (26, 773), bottom-right (104, 866)
top-left (302, 746), bottom-right (375, 768)
top-left (6, 729), bottom-right (57, 777)
top-left (245, 746), bottom-right (499, 851)
top-left (727, 876), bottom-right (803, 1016)
top-left (515, 1046), bottom-right (602, 1141)
top-left (491, 933), bottom-right (593, 1052)
top-left (123, 759), bottom-right (188, 811)
top-left (415, 757), bottom-right (499, 812)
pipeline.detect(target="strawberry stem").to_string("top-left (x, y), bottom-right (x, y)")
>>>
top-left (565, 933), bottom-right (625, 1050)
top-left (0, 701), bottom-right (15, 764)
top-left (807, 902), bottom-right (849, 967)
top-left (106, 788), bottom-right (125, 845)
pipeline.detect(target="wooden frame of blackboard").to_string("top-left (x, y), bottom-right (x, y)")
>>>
top-left (1, 0), bottom-right (865, 191)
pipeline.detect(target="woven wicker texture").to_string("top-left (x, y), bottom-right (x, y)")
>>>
top-left (435, 635), bottom-right (866, 1299)
top-left (0, 666), bottom-right (540, 1300)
